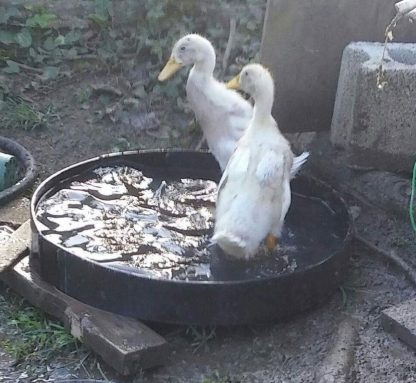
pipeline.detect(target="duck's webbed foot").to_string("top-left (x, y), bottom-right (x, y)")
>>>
top-left (265, 234), bottom-right (278, 252)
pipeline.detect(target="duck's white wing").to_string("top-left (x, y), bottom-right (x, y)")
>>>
top-left (255, 150), bottom-right (286, 188)
top-left (228, 99), bottom-right (253, 137)
top-left (256, 150), bottom-right (292, 234)
top-left (217, 146), bottom-right (250, 201)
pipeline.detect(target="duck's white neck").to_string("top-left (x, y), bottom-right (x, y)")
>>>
top-left (252, 88), bottom-right (274, 125)
top-left (191, 50), bottom-right (216, 77)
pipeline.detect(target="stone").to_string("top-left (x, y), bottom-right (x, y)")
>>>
top-left (331, 42), bottom-right (416, 172)
top-left (0, 257), bottom-right (169, 375)
top-left (260, 0), bottom-right (416, 133)
top-left (382, 298), bottom-right (416, 351)
top-left (0, 220), bottom-right (30, 272)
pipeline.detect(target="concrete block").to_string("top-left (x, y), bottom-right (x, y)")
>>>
top-left (331, 42), bottom-right (416, 173)
top-left (382, 298), bottom-right (416, 351)
top-left (260, 0), bottom-right (416, 133)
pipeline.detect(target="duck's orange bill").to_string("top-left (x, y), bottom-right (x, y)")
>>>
top-left (225, 74), bottom-right (241, 89)
top-left (158, 58), bottom-right (182, 81)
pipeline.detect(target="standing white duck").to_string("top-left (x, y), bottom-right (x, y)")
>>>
top-left (212, 64), bottom-right (300, 260)
top-left (158, 34), bottom-right (308, 174)
top-left (158, 34), bottom-right (251, 171)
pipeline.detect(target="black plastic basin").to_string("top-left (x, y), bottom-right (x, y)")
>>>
top-left (30, 150), bottom-right (353, 325)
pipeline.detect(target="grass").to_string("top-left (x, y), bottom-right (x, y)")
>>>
top-left (186, 325), bottom-right (217, 353)
top-left (0, 294), bottom-right (79, 364)
top-left (390, 237), bottom-right (412, 248)
top-left (339, 286), bottom-right (348, 308)
top-left (0, 93), bottom-right (58, 130)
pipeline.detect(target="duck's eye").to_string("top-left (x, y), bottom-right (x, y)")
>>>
top-left (244, 72), bottom-right (248, 77)
top-left (180, 46), bottom-right (186, 51)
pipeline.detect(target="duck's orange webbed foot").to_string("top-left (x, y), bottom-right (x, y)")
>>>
top-left (266, 234), bottom-right (278, 252)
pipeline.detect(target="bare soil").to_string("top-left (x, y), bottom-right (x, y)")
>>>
top-left (1, 67), bottom-right (194, 182)
top-left (1, 32), bottom-right (416, 383)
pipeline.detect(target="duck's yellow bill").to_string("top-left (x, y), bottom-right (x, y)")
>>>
top-left (158, 58), bottom-right (182, 81)
top-left (225, 74), bottom-right (241, 90)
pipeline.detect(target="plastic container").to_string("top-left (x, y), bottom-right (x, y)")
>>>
top-left (0, 151), bottom-right (19, 192)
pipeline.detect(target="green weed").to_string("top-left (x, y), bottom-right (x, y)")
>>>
top-left (390, 237), bottom-right (412, 248)
top-left (0, 94), bottom-right (57, 130)
top-left (0, 0), bottom-right (265, 135)
top-left (0, 295), bottom-right (79, 363)
top-left (339, 285), bottom-right (348, 308)
top-left (186, 325), bottom-right (216, 353)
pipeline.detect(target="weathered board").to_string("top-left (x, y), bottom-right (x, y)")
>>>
top-left (0, 220), bottom-right (30, 272)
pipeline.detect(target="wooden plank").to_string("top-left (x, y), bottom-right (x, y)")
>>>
top-left (0, 254), bottom-right (169, 375)
top-left (0, 220), bottom-right (30, 272)
top-left (382, 299), bottom-right (416, 351)
top-left (314, 317), bottom-right (358, 383)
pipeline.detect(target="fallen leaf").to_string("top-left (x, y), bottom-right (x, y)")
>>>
top-left (15, 28), bottom-right (32, 48)
top-left (41, 66), bottom-right (60, 81)
top-left (3, 60), bottom-right (20, 74)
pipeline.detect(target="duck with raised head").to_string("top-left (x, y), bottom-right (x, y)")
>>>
top-left (158, 34), bottom-right (308, 174)
top-left (212, 64), bottom-right (302, 260)
top-left (158, 34), bottom-right (251, 171)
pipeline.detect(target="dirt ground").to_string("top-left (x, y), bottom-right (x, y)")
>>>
top-left (0, 68), bottom-right (194, 181)
top-left (1, 64), bottom-right (416, 382)
top-left (1, 2), bottom-right (416, 382)
top-left (2, 236), bottom-right (416, 382)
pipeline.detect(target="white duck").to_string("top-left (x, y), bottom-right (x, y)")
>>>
top-left (212, 64), bottom-right (300, 260)
top-left (158, 34), bottom-right (251, 171)
top-left (158, 34), bottom-right (308, 173)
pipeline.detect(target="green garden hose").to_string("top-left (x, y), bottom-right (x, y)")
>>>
top-left (410, 160), bottom-right (416, 233)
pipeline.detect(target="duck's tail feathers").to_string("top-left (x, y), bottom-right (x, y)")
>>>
top-left (212, 231), bottom-right (247, 259)
top-left (290, 151), bottom-right (310, 178)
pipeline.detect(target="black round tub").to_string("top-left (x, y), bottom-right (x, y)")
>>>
top-left (0, 136), bottom-right (37, 205)
top-left (30, 150), bottom-right (353, 325)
